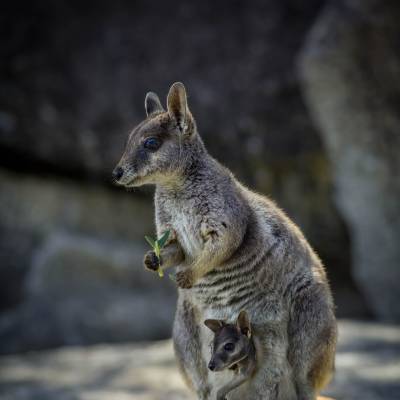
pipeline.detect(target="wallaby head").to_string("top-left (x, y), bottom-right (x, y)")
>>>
top-left (205, 311), bottom-right (252, 372)
top-left (113, 82), bottom-right (199, 187)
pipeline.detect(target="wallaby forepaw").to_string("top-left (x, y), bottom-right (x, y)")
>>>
top-left (143, 250), bottom-right (161, 272)
top-left (175, 270), bottom-right (193, 289)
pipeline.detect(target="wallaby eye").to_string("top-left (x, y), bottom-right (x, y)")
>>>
top-left (224, 343), bottom-right (235, 352)
top-left (143, 137), bottom-right (161, 151)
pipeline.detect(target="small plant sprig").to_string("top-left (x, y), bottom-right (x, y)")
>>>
top-left (145, 230), bottom-right (170, 278)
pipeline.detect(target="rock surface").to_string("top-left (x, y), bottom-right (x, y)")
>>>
top-left (1, 0), bottom-right (325, 179)
top-left (0, 321), bottom-right (399, 400)
top-left (0, 170), bottom-right (177, 354)
top-left (5, 0), bottom-right (400, 355)
top-left (299, 0), bottom-right (400, 322)
top-left (0, 0), bottom-right (361, 326)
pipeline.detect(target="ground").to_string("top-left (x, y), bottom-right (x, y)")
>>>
top-left (0, 320), bottom-right (399, 400)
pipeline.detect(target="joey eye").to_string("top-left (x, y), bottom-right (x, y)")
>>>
top-left (224, 343), bottom-right (235, 352)
top-left (143, 137), bottom-right (161, 151)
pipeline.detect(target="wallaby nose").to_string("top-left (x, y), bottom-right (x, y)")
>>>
top-left (112, 166), bottom-right (124, 181)
top-left (208, 361), bottom-right (216, 371)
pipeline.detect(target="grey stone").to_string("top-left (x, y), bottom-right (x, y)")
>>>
top-left (299, 0), bottom-right (400, 321)
top-left (0, 233), bottom-right (177, 353)
top-left (324, 321), bottom-right (400, 400)
top-left (0, 1), bottom-right (357, 315)
top-left (0, 171), bottom-right (177, 353)
top-left (0, 1), bottom-right (325, 178)
top-left (0, 170), bottom-right (153, 243)
top-left (0, 321), bottom-right (399, 400)
top-left (2, 0), bottom-right (384, 355)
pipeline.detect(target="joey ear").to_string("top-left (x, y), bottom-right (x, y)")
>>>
top-left (204, 319), bottom-right (224, 333)
top-left (145, 92), bottom-right (164, 116)
top-left (167, 82), bottom-right (188, 132)
top-left (237, 310), bottom-right (251, 338)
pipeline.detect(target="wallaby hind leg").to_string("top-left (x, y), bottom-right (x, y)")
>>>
top-left (289, 289), bottom-right (337, 400)
top-left (307, 338), bottom-right (336, 393)
top-left (173, 295), bottom-right (210, 400)
top-left (235, 328), bottom-right (296, 400)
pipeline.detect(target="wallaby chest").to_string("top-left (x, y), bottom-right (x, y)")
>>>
top-left (157, 194), bottom-right (205, 260)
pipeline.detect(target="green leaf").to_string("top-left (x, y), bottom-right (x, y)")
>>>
top-left (157, 268), bottom-right (164, 278)
top-left (157, 230), bottom-right (171, 249)
top-left (145, 235), bottom-right (156, 248)
top-left (154, 242), bottom-right (160, 258)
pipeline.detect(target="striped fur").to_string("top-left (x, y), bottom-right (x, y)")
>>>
top-left (114, 83), bottom-right (337, 400)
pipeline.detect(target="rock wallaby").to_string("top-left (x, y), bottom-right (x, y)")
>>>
top-left (205, 310), bottom-right (257, 400)
top-left (113, 82), bottom-right (337, 400)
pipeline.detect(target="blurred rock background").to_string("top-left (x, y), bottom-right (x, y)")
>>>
top-left (0, 0), bottom-right (399, 355)
top-left (1, 321), bottom-right (399, 400)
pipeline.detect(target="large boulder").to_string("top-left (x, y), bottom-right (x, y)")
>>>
top-left (299, 0), bottom-right (400, 321)
top-left (0, 0), bottom-right (325, 179)
top-left (0, 0), bottom-right (367, 320)
top-left (0, 170), bottom-right (177, 353)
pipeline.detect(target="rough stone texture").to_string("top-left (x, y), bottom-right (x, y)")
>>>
top-left (299, 0), bottom-right (400, 322)
top-left (5, 0), bottom-right (395, 354)
top-left (0, 170), bottom-right (177, 353)
top-left (0, 0), bottom-right (326, 179)
top-left (0, 0), bottom-right (362, 322)
top-left (0, 321), bottom-right (399, 400)
top-left (0, 171), bottom-right (153, 243)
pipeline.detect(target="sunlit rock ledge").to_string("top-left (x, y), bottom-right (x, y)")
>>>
top-left (0, 320), bottom-right (399, 400)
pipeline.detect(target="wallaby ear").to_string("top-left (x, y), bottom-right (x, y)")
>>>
top-left (237, 310), bottom-right (251, 338)
top-left (145, 92), bottom-right (164, 117)
top-left (167, 82), bottom-right (187, 132)
top-left (204, 319), bottom-right (224, 333)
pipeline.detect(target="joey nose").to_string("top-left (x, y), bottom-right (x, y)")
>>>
top-left (208, 361), bottom-right (216, 371)
top-left (113, 166), bottom-right (124, 181)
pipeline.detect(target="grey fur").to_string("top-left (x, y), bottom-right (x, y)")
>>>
top-left (145, 91), bottom-right (164, 117)
top-left (114, 82), bottom-right (337, 400)
top-left (205, 311), bottom-right (257, 400)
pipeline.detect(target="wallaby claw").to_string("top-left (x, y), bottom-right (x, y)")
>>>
top-left (144, 250), bottom-right (161, 272)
